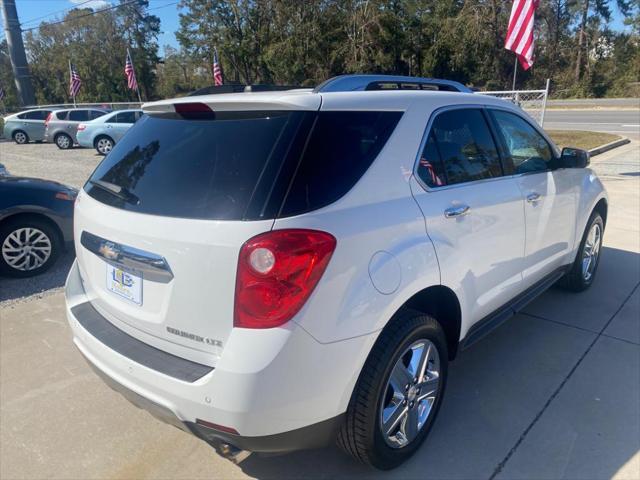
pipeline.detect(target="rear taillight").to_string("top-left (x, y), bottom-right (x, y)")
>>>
top-left (234, 229), bottom-right (336, 329)
top-left (44, 113), bottom-right (52, 126)
top-left (77, 123), bottom-right (86, 131)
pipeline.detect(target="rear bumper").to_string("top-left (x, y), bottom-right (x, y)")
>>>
top-left (84, 351), bottom-right (343, 452)
top-left (65, 259), bottom-right (371, 452)
top-left (76, 130), bottom-right (93, 148)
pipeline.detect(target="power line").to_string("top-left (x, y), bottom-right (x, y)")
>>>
top-left (21, 0), bottom-right (98, 27)
top-left (21, 0), bottom-right (143, 33)
top-left (147, 1), bottom-right (179, 12)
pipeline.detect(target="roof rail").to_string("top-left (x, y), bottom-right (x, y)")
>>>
top-left (314, 75), bottom-right (472, 94)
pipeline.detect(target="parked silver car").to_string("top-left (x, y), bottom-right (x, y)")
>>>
top-left (76, 109), bottom-right (143, 155)
top-left (3, 108), bottom-right (58, 144)
top-left (44, 108), bottom-right (110, 149)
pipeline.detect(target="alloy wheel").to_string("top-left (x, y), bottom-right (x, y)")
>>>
top-left (57, 135), bottom-right (71, 149)
top-left (14, 132), bottom-right (27, 144)
top-left (380, 339), bottom-right (441, 449)
top-left (582, 222), bottom-right (601, 282)
top-left (1, 227), bottom-right (52, 271)
top-left (97, 138), bottom-right (113, 154)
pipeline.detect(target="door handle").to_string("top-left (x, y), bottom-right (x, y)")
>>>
top-left (526, 192), bottom-right (541, 203)
top-left (444, 205), bottom-right (470, 218)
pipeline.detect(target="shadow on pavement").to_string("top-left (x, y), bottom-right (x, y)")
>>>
top-left (0, 250), bottom-right (75, 303)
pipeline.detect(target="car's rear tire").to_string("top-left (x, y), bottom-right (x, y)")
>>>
top-left (95, 136), bottom-right (114, 155)
top-left (560, 211), bottom-right (604, 292)
top-left (13, 130), bottom-right (29, 144)
top-left (55, 133), bottom-right (73, 150)
top-left (0, 217), bottom-right (61, 278)
top-left (337, 309), bottom-right (448, 470)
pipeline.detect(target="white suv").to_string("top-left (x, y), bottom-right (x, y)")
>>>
top-left (65, 75), bottom-right (607, 469)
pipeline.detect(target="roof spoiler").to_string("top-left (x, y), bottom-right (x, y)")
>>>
top-left (188, 84), bottom-right (304, 96)
top-left (314, 75), bottom-right (472, 93)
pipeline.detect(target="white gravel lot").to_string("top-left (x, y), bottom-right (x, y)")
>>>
top-left (0, 140), bottom-right (102, 189)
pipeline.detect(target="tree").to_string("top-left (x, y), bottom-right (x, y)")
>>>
top-left (23, 1), bottom-right (160, 104)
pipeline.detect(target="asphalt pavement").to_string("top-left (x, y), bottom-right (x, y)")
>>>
top-left (544, 109), bottom-right (640, 137)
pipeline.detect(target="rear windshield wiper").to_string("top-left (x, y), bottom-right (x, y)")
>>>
top-left (88, 179), bottom-right (139, 205)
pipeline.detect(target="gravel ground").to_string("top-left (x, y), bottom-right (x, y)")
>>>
top-left (0, 140), bottom-right (101, 189)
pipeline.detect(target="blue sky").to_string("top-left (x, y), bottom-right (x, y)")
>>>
top-left (11, 0), bottom-right (634, 56)
top-left (15, 0), bottom-right (181, 51)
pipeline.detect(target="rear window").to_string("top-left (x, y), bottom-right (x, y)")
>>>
top-left (86, 110), bottom-right (402, 220)
top-left (89, 110), bottom-right (108, 120)
top-left (24, 110), bottom-right (50, 120)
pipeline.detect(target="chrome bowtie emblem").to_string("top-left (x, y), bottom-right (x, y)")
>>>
top-left (98, 242), bottom-right (120, 260)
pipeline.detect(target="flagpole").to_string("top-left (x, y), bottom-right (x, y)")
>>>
top-left (511, 56), bottom-right (518, 91)
top-left (69, 59), bottom-right (76, 107)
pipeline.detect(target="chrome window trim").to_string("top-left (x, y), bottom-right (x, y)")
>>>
top-left (412, 104), bottom-right (511, 193)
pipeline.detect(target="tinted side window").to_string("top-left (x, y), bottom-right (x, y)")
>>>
top-left (491, 110), bottom-right (554, 174)
top-left (68, 110), bottom-right (89, 121)
top-left (89, 110), bottom-right (107, 120)
top-left (430, 109), bottom-right (502, 185)
top-left (115, 111), bottom-right (136, 124)
top-left (280, 111), bottom-right (403, 217)
top-left (417, 132), bottom-right (447, 187)
top-left (55, 111), bottom-right (69, 120)
top-left (24, 110), bottom-right (49, 120)
top-left (16, 113), bottom-right (27, 119)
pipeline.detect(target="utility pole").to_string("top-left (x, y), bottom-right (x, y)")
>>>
top-left (1, 0), bottom-right (35, 106)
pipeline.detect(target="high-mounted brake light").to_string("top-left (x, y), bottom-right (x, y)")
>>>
top-left (174, 102), bottom-right (215, 119)
top-left (234, 229), bottom-right (336, 329)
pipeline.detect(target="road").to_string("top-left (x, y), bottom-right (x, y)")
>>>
top-left (544, 109), bottom-right (639, 138)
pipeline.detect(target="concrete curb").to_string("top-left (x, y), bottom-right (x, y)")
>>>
top-left (589, 138), bottom-right (631, 157)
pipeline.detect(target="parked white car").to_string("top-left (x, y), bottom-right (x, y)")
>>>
top-left (65, 75), bottom-right (608, 469)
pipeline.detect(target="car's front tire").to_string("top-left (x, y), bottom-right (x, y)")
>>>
top-left (13, 130), bottom-right (29, 144)
top-left (0, 217), bottom-right (61, 278)
top-left (95, 136), bottom-right (114, 155)
top-left (337, 309), bottom-right (448, 470)
top-left (55, 133), bottom-right (73, 150)
top-left (560, 211), bottom-right (604, 292)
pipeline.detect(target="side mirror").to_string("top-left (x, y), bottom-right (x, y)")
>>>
top-left (559, 147), bottom-right (590, 168)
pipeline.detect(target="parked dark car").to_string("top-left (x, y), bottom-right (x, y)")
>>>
top-left (0, 174), bottom-right (77, 277)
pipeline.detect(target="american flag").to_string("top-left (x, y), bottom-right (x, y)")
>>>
top-left (505, 0), bottom-right (539, 70)
top-left (213, 48), bottom-right (223, 86)
top-left (125, 50), bottom-right (138, 90)
top-left (0, 86), bottom-right (5, 102)
top-left (69, 63), bottom-right (82, 97)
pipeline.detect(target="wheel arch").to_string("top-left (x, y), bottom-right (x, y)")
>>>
top-left (93, 134), bottom-right (114, 148)
top-left (396, 285), bottom-right (462, 360)
top-left (593, 197), bottom-right (608, 228)
top-left (12, 129), bottom-right (29, 142)
top-left (0, 211), bottom-right (65, 246)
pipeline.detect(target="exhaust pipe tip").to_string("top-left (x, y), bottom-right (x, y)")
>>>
top-left (219, 443), bottom-right (252, 464)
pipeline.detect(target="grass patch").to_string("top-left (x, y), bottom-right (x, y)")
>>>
top-left (546, 130), bottom-right (621, 151)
